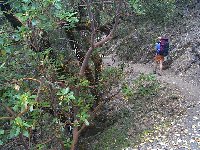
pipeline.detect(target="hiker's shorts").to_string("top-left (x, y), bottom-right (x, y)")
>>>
top-left (154, 55), bottom-right (164, 62)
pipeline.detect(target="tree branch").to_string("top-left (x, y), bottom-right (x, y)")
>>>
top-left (0, 116), bottom-right (14, 120)
top-left (0, 103), bottom-right (15, 116)
top-left (19, 133), bottom-right (29, 150)
top-left (79, 0), bottom-right (122, 76)
top-left (78, 89), bottom-right (121, 134)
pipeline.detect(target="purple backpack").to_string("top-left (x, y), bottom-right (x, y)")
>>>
top-left (159, 38), bottom-right (169, 56)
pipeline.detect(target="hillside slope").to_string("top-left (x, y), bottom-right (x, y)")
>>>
top-left (118, 6), bottom-right (200, 149)
top-left (123, 63), bottom-right (200, 149)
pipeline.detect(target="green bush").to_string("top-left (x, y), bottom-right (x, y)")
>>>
top-left (143, 0), bottom-right (176, 24)
top-left (129, 0), bottom-right (177, 25)
top-left (122, 73), bottom-right (160, 100)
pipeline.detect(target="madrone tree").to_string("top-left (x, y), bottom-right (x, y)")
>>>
top-left (0, 0), bottom-right (124, 149)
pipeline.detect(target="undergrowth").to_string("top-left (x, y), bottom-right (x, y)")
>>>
top-left (82, 73), bottom-right (184, 149)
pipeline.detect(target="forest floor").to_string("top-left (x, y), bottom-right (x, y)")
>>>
top-left (125, 63), bottom-right (200, 150)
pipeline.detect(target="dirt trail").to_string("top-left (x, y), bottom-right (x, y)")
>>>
top-left (127, 63), bottom-right (200, 102)
top-left (104, 54), bottom-right (200, 102)
top-left (103, 55), bottom-right (200, 149)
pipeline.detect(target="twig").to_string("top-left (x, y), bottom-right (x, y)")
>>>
top-left (17, 106), bottom-right (30, 117)
top-left (21, 78), bottom-right (41, 83)
top-left (0, 103), bottom-right (15, 116)
top-left (19, 133), bottom-right (29, 150)
top-left (79, 1), bottom-right (114, 6)
top-left (0, 116), bottom-right (14, 120)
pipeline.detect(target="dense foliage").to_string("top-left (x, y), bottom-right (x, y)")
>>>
top-left (0, 0), bottom-right (124, 149)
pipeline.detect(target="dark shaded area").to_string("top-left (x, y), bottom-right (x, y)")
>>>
top-left (0, 0), bottom-right (52, 55)
top-left (0, 0), bottom-right (22, 28)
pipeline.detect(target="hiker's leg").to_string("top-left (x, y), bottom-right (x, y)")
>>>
top-left (159, 60), bottom-right (163, 71)
top-left (153, 61), bottom-right (157, 73)
top-left (153, 56), bottom-right (158, 73)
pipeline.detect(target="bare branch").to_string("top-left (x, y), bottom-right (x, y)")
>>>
top-left (17, 107), bottom-right (30, 118)
top-left (0, 102), bottom-right (29, 149)
top-left (87, 0), bottom-right (95, 51)
top-left (21, 78), bottom-right (41, 84)
top-left (79, 1), bottom-right (114, 7)
top-left (19, 133), bottom-right (29, 150)
top-left (0, 103), bottom-right (15, 116)
top-left (0, 116), bottom-right (14, 120)
top-left (109, 0), bottom-right (122, 35)
top-left (79, 0), bottom-right (95, 76)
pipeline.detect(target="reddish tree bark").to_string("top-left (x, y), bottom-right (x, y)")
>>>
top-left (79, 0), bottom-right (121, 76)
top-left (70, 0), bottom-right (122, 150)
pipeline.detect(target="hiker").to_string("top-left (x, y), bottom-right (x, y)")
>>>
top-left (153, 37), bottom-right (169, 74)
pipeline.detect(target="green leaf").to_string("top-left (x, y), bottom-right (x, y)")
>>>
top-left (13, 105), bottom-right (19, 112)
top-left (0, 62), bottom-right (5, 69)
top-left (10, 128), bottom-right (15, 138)
top-left (39, 15), bottom-right (47, 21)
top-left (55, 3), bottom-right (62, 9)
top-left (41, 102), bottom-right (50, 107)
top-left (15, 117), bottom-right (23, 126)
top-left (30, 95), bottom-right (37, 99)
top-left (61, 88), bottom-right (70, 95)
top-left (9, 126), bottom-right (21, 138)
top-left (0, 38), bottom-right (4, 45)
top-left (84, 119), bottom-right (90, 126)
top-left (53, 118), bottom-right (58, 123)
top-left (0, 129), bottom-right (4, 135)
top-left (22, 0), bottom-right (30, 3)
top-left (68, 94), bottom-right (75, 100)
top-left (23, 122), bottom-right (31, 128)
top-left (15, 127), bottom-right (20, 137)
top-left (30, 105), bottom-right (33, 112)
top-left (0, 140), bottom-right (3, 145)
top-left (4, 46), bottom-right (11, 53)
top-left (12, 33), bottom-right (21, 41)
top-left (31, 20), bottom-right (38, 26)
top-left (23, 130), bottom-right (29, 138)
